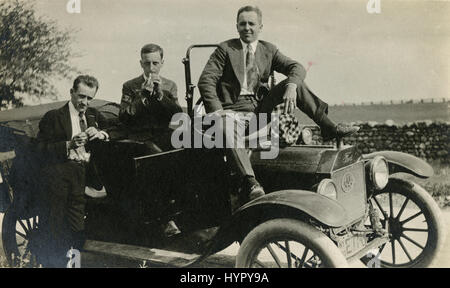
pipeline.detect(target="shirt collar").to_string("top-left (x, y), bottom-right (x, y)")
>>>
top-left (240, 39), bottom-right (258, 53)
top-left (68, 101), bottom-right (82, 117)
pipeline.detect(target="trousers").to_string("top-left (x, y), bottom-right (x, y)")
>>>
top-left (40, 160), bottom-right (93, 267)
top-left (223, 80), bottom-right (335, 178)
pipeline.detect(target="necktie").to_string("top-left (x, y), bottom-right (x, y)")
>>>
top-left (246, 44), bottom-right (258, 94)
top-left (79, 112), bottom-right (87, 132)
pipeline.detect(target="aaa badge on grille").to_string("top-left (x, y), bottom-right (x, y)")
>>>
top-left (341, 172), bottom-right (355, 193)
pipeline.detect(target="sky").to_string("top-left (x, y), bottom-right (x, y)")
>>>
top-left (29, 0), bottom-right (450, 106)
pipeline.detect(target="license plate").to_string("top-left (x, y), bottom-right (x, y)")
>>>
top-left (338, 235), bottom-right (367, 257)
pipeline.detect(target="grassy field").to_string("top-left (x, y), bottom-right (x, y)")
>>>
top-left (398, 161), bottom-right (450, 208)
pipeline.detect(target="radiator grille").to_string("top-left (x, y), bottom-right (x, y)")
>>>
top-left (331, 161), bottom-right (367, 222)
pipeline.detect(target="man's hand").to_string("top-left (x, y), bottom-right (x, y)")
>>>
top-left (142, 78), bottom-right (154, 92)
top-left (85, 126), bottom-right (107, 141)
top-left (283, 84), bottom-right (297, 114)
top-left (142, 75), bottom-right (161, 91)
top-left (150, 75), bottom-right (163, 101)
top-left (151, 75), bottom-right (161, 85)
top-left (142, 75), bottom-right (163, 101)
top-left (68, 132), bottom-right (88, 149)
top-left (68, 146), bottom-right (90, 163)
top-left (153, 80), bottom-right (163, 101)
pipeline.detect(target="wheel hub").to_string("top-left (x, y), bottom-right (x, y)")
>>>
top-left (388, 217), bottom-right (403, 240)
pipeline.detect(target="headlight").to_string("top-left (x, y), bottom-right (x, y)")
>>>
top-left (370, 156), bottom-right (389, 190)
top-left (301, 127), bottom-right (313, 145)
top-left (317, 179), bottom-right (337, 200)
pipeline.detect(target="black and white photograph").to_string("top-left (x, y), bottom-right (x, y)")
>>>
top-left (0, 0), bottom-right (448, 274)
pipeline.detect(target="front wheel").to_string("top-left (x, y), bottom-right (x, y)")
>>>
top-left (363, 177), bottom-right (446, 268)
top-left (236, 218), bottom-right (348, 268)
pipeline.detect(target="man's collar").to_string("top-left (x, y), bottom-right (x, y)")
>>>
top-left (68, 101), bottom-right (89, 117)
top-left (68, 101), bottom-right (80, 116)
top-left (239, 39), bottom-right (258, 52)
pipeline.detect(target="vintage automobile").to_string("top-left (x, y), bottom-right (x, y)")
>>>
top-left (0, 45), bottom-right (445, 268)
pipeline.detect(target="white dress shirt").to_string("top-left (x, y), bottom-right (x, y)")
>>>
top-left (68, 100), bottom-right (85, 139)
top-left (67, 101), bottom-right (109, 162)
top-left (238, 39), bottom-right (298, 98)
top-left (67, 101), bottom-right (90, 161)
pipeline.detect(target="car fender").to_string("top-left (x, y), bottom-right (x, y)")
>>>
top-left (363, 151), bottom-right (433, 178)
top-left (234, 190), bottom-right (349, 227)
top-left (202, 190), bottom-right (349, 257)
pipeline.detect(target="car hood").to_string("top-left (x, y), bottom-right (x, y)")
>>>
top-left (251, 145), bottom-right (361, 174)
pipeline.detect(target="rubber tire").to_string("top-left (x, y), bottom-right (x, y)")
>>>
top-left (236, 218), bottom-right (348, 268)
top-left (365, 177), bottom-right (446, 268)
top-left (2, 206), bottom-right (40, 267)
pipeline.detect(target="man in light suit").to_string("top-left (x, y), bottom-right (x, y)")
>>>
top-left (120, 43), bottom-right (182, 153)
top-left (37, 75), bottom-right (110, 267)
top-left (198, 5), bottom-right (359, 203)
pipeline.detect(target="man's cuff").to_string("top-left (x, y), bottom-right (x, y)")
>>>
top-left (205, 102), bottom-right (224, 114)
top-left (66, 141), bottom-right (71, 156)
top-left (99, 131), bottom-right (109, 140)
top-left (286, 83), bottom-right (297, 90)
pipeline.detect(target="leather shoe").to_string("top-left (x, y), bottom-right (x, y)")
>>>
top-left (239, 177), bottom-right (265, 205)
top-left (323, 123), bottom-right (360, 141)
top-left (248, 184), bottom-right (265, 201)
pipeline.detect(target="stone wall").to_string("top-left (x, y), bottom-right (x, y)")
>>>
top-left (310, 120), bottom-right (449, 163)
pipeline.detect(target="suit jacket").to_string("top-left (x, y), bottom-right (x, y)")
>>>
top-left (119, 75), bottom-right (182, 133)
top-left (198, 38), bottom-right (307, 113)
top-left (37, 103), bottom-right (109, 164)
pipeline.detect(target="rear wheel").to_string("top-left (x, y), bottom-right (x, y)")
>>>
top-left (2, 206), bottom-right (42, 267)
top-left (236, 218), bottom-right (348, 268)
top-left (362, 177), bottom-right (445, 268)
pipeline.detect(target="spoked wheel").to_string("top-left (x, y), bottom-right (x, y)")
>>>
top-left (363, 177), bottom-right (445, 268)
top-left (2, 206), bottom-right (42, 267)
top-left (236, 218), bottom-right (348, 268)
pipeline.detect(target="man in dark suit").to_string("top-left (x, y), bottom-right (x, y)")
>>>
top-left (198, 5), bottom-right (359, 203)
top-left (120, 43), bottom-right (182, 153)
top-left (119, 43), bottom-right (182, 236)
top-left (37, 75), bottom-right (110, 267)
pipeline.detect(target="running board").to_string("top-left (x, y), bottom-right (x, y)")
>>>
top-left (83, 240), bottom-right (201, 267)
top-left (83, 240), bottom-right (236, 267)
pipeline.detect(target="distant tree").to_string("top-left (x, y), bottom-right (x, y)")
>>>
top-left (0, 0), bottom-right (79, 109)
